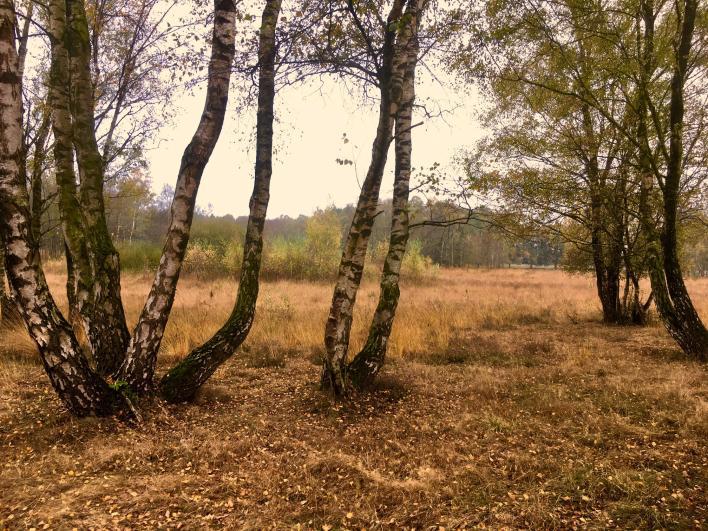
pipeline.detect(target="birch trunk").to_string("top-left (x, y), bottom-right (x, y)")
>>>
top-left (321, 0), bottom-right (410, 396)
top-left (48, 0), bottom-right (96, 347)
top-left (0, 234), bottom-right (6, 313)
top-left (578, 99), bottom-right (624, 325)
top-left (655, 0), bottom-right (707, 358)
top-left (65, 0), bottom-right (130, 374)
top-left (592, 233), bottom-right (623, 324)
top-left (348, 1), bottom-right (422, 389)
top-left (589, 186), bottom-right (622, 324)
top-left (117, 0), bottom-right (238, 393)
top-left (30, 110), bottom-right (50, 245)
top-left (0, 1), bottom-right (119, 416)
top-left (0, 232), bottom-right (21, 324)
top-left (160, 0), bottom-right (281, 403)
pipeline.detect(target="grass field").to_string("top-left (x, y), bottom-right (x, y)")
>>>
top-left (1, 268), bottom-right (706, 529)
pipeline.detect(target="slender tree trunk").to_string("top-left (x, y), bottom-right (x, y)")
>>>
top-left (629, 272), bottom-right (650, 325)
top-left (582, 101), bottom-right (622, 325)
top-left (637, 0), bottom-right (707, 359)
top-left (658, 0), bottom-right (707, 358)
top-left (64, 240), bottom-right (80, 324)
top-left (65, 0), bottom-right (130, 374)
top-left (0, 2), bottom-right (118, 416)
top-left (160, 0), bottom-right (282, 403)
top-left (590, 224), bottom-right (622, 324)
top-left (99, 1), bottom-right (143, 164)
top-left (16, 0), bottom-right (32, 77)
top-left (349, 2), bottom-right (422, 389)
top-left (48, 0), bottom-right (97, 348)
top-left (1, 234), bottom-right (6, 308)
top-left (30, 110), bottom-right (50, 245)
top-left (117, 0), bottom-right (238, 393)
top-left (321, 0), bottom-right (409, 396)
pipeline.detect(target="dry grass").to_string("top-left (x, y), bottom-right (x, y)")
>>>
top-left (1, 268), bottom-right (706, 529)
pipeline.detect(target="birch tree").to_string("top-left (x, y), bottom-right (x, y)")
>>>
top-left (320, 0), bottom-right (420, 396)
top-left (117, 0), bottom-right (239, 393)
top-left (46, 0), bottom-right (130, 375)
top-left (160, 0), bottom-right (282, 402)
top-left (635, 0), bottom-right (708, 358)
top-left (0, 0), bottom-right (121, 415)
top-left (1, 0), bottom-right (45, 325)
top-left (348, 0), bottom-right (424, 389)
top-left (0, 0), bottom-right (238, 415)
top-left (466, 0), bottom-right (707, 356)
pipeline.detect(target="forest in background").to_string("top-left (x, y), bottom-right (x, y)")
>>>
top-left (34, 179), bottom-right (708, 278)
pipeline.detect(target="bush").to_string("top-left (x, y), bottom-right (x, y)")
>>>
top-left (182, 240), bottom-right (222, 279)
top-left (117, 241), bottom-right (162, 273)
top-left (402, 239), bottom-right (438, 281)
top-left (222, 240), bottom-right (243, 275)
top-left (367, 239), bottom-right (438, 282)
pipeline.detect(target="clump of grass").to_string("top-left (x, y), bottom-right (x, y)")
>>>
top-left (482, 412), bottom-right (514, 433)
top-left (0, 324), bottom-right (39, 388)
top-left (242, 346), bottom-right (287, 369)
top-left (116, 241), bottom-right (163, 274)
top-left (409, 334), bottom-right (507, 366)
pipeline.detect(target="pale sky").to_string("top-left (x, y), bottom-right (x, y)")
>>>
top-left (145, 73), bottom-right (486, 218)
top-left (18, 1), bottom-right (486, 220)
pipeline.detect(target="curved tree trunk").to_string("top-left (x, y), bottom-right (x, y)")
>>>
top-left (117, 0), bottom-right (238, 394)
top-left (321, 0), bottom-right (410, 396)
top-left (637, 0), bottom-right (707, 360)
top-left (159, 0), bottom-right (282, 403)
top-left (64, 0), bottom-right (130, 375)
top-left (654, 0), bottom-right (708, 359)
top-left (348, 2), bottom-right (422, 389)
top-left (0, 2), bottom-right (119, 416)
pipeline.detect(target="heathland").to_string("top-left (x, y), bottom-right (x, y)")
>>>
top-left (1, 268), bottom-right (706, 529)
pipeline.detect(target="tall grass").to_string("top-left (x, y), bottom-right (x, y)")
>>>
top-left (2, 268), bottom-right (707, 529)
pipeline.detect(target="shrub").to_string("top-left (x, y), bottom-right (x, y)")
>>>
top-left (183, 239), bottom-right (225, 279)
top-left (115, 211), bottom-right (436, 283)
top-left (221, 240), bottom-right (243, 275)
top-left (402, 239), bottom-right (438, 281)
top-left (260, 208), bottom-right (342, 281)
top-left (117, 241), bottom-right (162, 273)
top-left (367, 239), bottom-right (438, 282)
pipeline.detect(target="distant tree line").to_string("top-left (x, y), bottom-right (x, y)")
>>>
top-left (33, 184), bottom-right (567, 274)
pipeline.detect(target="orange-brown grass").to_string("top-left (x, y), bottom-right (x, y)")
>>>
top-left (0, 268), bottom-right (706, 529)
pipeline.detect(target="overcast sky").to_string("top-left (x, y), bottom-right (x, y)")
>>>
top-left (145, 71), bottom-right (486, 218)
